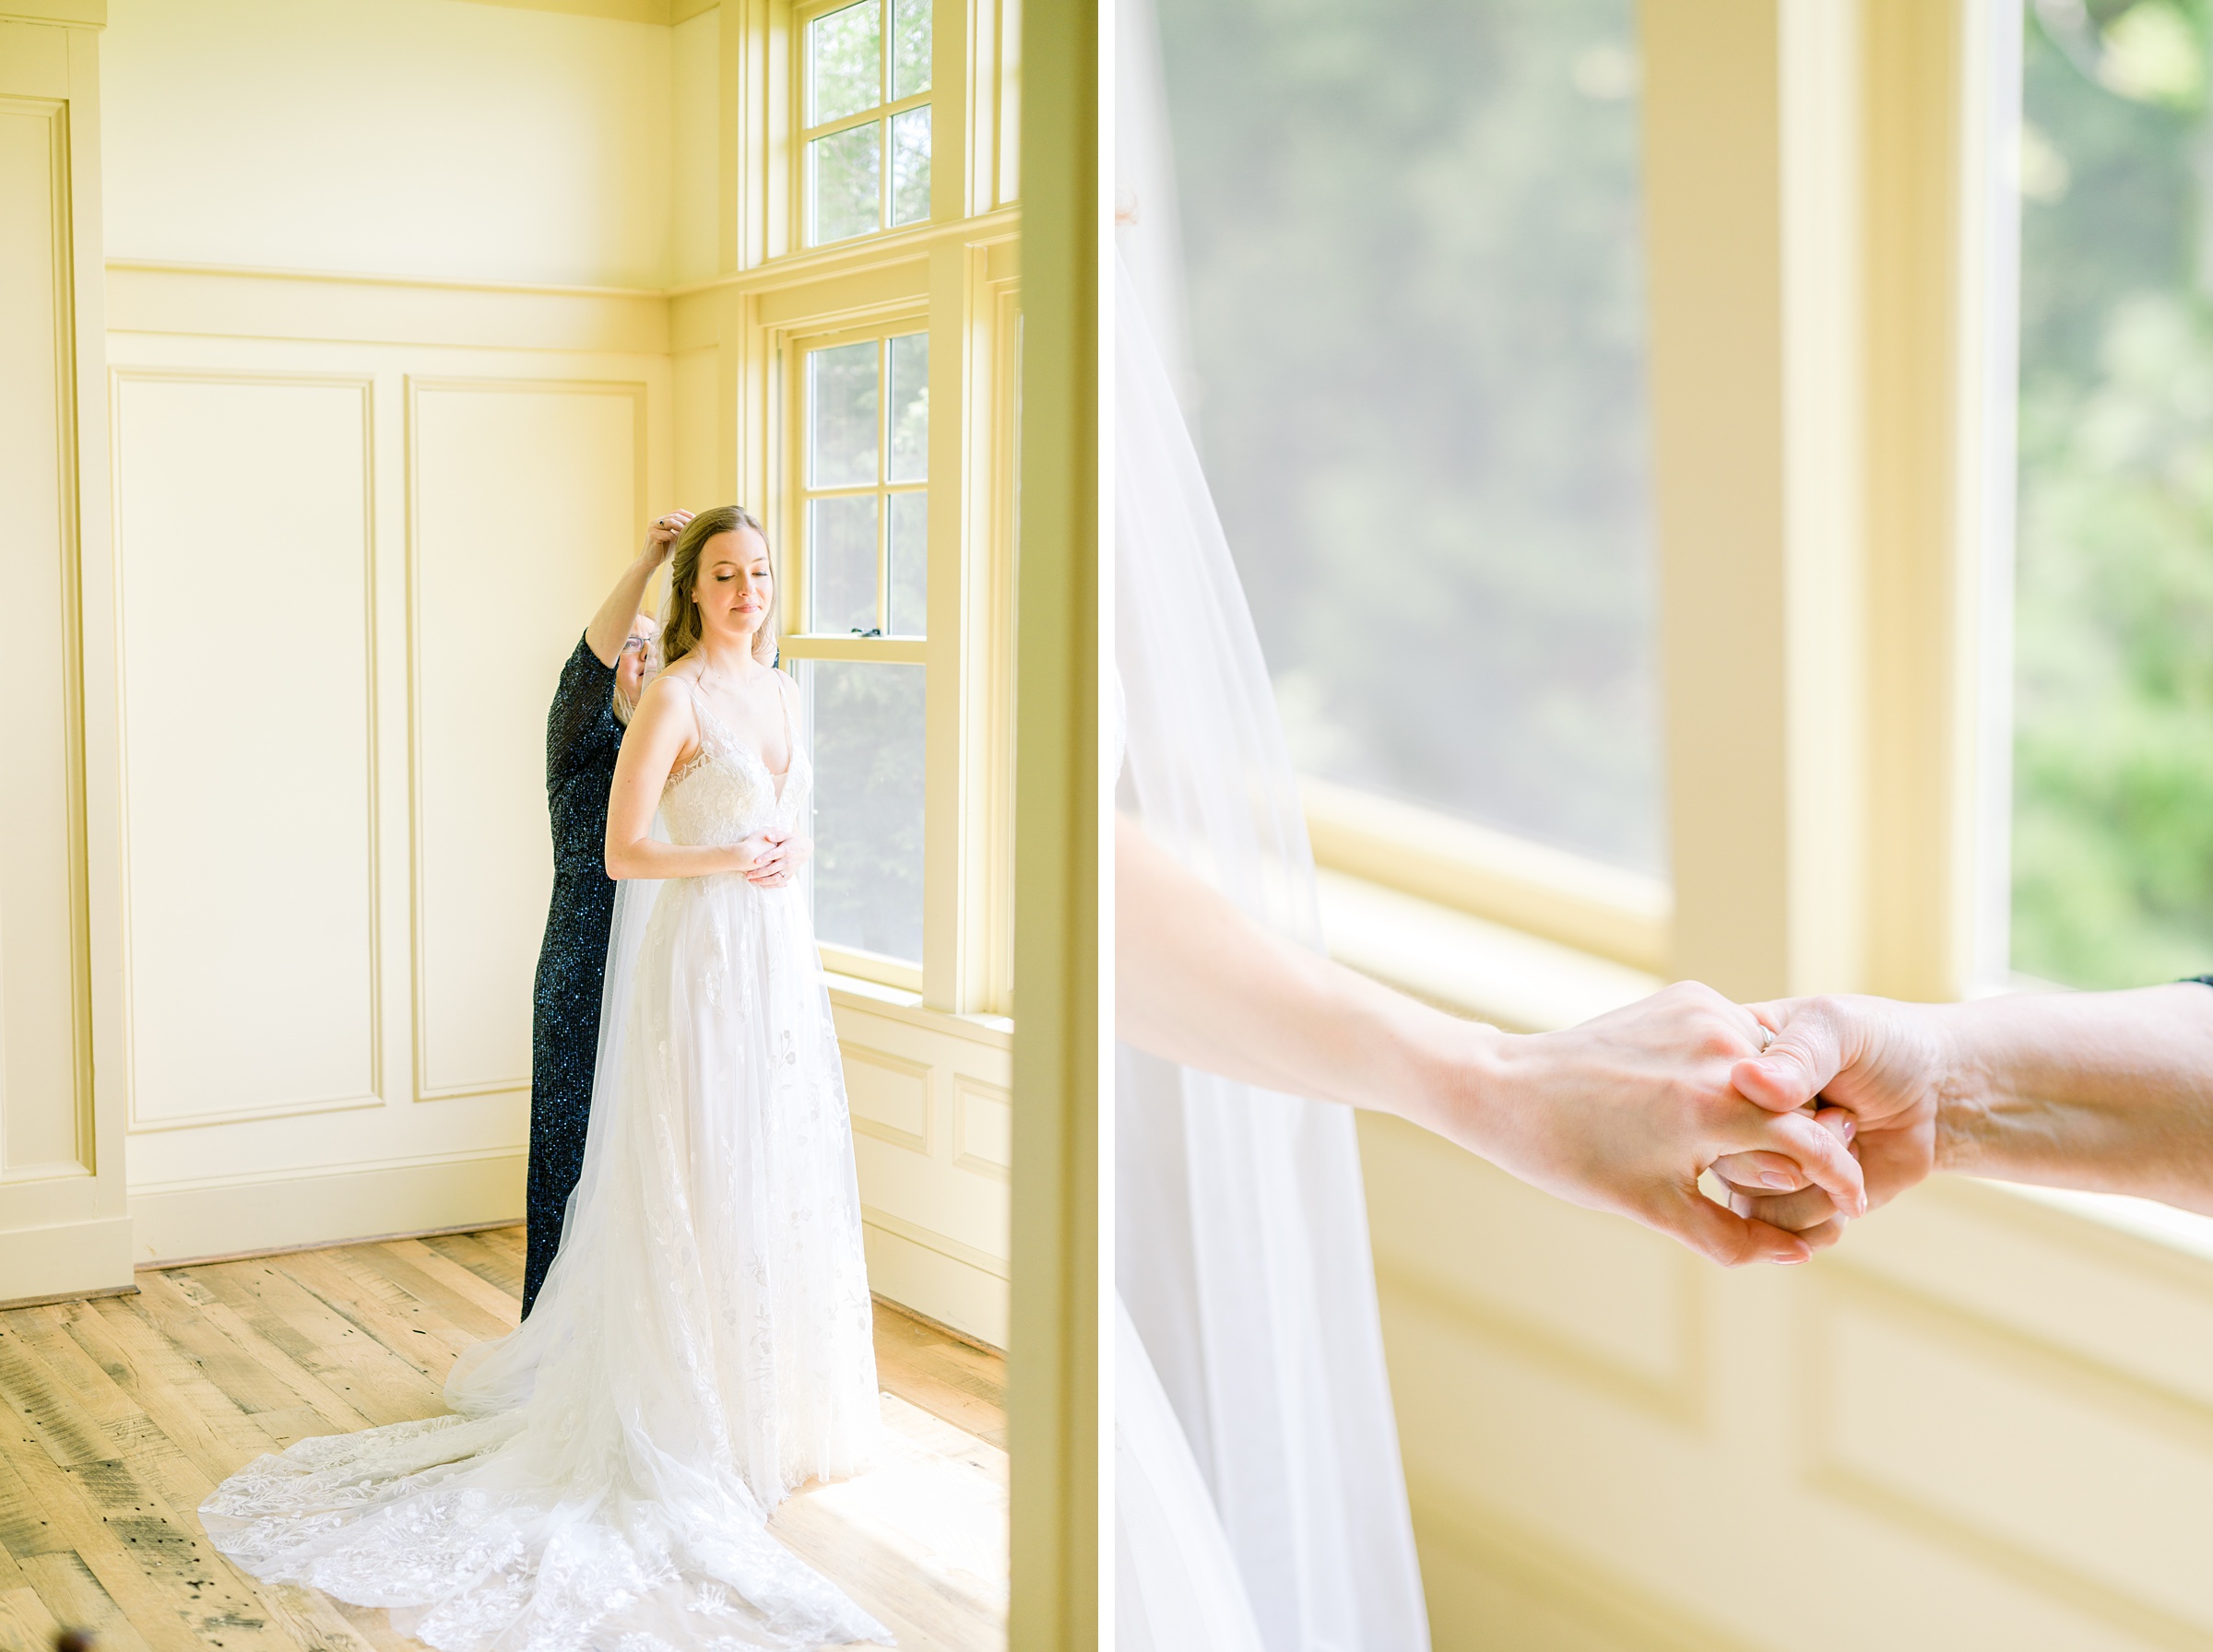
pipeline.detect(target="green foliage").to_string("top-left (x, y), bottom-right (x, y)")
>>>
top-left (2013, 2), bottom-right (2213, 985)
top-left (1156, 0), bottom-right (1662, 869)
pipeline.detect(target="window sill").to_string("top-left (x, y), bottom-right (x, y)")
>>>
top-left (823, 969), bottom-right (1013, 1051)
top-left (1316, 867), bottom-right (1660, 1034)
top-left (1303, 775), bottom-right (1671, 974)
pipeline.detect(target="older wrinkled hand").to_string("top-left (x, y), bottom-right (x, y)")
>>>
top-left (1710, 994), bottom-right (1947, 1241)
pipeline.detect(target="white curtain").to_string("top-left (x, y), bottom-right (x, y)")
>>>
top-left (1113, 209), bottom-right (1432, 1652)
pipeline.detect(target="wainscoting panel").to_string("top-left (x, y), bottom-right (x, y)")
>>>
top-left (0, 88), bottom-right (89, 1185)
top-left (832, 985), bottom-right (1011, 1348)
top-left (112, 372), bottom-right (380, 1133)
top-left (1362, 1107), bottom-right (2213, 1652)
top-left (0, 16), bottom-right (130, 1303)
top-left (408, 376), bottom-right (645, 1103)
top-left (106, 317), bottom-right (670, 1265)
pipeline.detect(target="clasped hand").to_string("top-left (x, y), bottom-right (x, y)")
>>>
top-left (1457, 983), bottom-right (1871, 1267)
top-left (729, 829), bottom-right (810, 887)
top-left (1509, 985), bottom-right (1942, 1266)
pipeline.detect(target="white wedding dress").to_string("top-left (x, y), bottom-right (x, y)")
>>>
top-left (202, 673), bottom-right (892, 1652)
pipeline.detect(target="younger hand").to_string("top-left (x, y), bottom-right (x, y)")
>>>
top-left (1446, 982), bottom-right (1868, 1268)
top-left (741, 831), bottom-right (811, 887)
top-left (748, 832), bottom-right (811, 886)
top-left (728, 830), bottom-right (784, 880)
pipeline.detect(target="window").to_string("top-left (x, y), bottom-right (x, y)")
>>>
top-left (801, 331), bottom-right (930, 637)
top-left (2011, 0), bottom-right (2213, 988)
top-left (800, 658), bottom-right (927, 965)
top-left (784, 321), bottom-right (934, 984)
top-left (801, 0), bottom-right (932, 246)
top-left (1154, 0), bottom-right (1663, 877)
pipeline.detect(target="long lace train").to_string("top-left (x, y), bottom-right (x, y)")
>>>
top-left (202, 671), bottom-right (890, 1652)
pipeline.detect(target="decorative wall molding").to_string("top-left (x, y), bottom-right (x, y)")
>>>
top-left (106, 260), bottom-right (671, 355)
top-left (0, 88), bottom-right (95, 1191)
top-left (130, 1147), bottom-right (524, 1267)
top-left (844, 1044), bottom-right (934, 1154)
top-left (0, 3), bottom-right (102, 28)
top-left (401, 372), bottom-right (647, 1103)
top-left (951, 1075), bottom-right (1010, 1182)
top-left (1405, 1484), bottom-right (1765, 1652)
top-left (1805, 1260), bottom-right (2213, 1646)
top-left (454, 0), bottom-right (677, 25)
top-left (108, 368), bottom-right (385, 1135)
top-left (1363, 1115), bottom-right (1708, 1430)
top-left (861, 1202), bottom-right (1009, 1281)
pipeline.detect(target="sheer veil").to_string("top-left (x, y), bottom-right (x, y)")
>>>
top-left (1113, 12), bottom-right (1429, 1637)
top-left (443, 863), bottom-right (663, 1414)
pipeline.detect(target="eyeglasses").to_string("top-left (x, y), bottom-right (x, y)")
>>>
top-left (621, 634), bottom-right (657, 656)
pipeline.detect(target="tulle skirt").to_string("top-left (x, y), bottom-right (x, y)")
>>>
top-left (200, 872), bottom-right (887, 1652)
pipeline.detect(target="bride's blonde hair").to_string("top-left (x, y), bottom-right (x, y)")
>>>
top-left (660, 506), bottom-right (777, 670)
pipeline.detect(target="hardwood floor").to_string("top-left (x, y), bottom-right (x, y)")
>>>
top-left (0, 1227), bottom-right (1007, 1652)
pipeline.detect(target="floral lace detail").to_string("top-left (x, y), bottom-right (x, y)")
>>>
top-left (202, 670), bottom-right (884, 1652)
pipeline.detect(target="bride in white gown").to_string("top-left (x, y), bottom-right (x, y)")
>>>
top-left (201, 506), bottom-right (892, 1652)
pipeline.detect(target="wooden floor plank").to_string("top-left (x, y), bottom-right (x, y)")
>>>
top-left (166, 1268), bottom-right (433, 1430)
top-left (870, 1308), bottom-right (1008, 1451)
top-left (262, 1252), bottom-right (458, 1386)
top-left (330, 1247), bottom-right (511, 1349)
top-left (0, 1328), bottom-right (121, 1472)
top-left (0, 1410), bottom-right (279, 1652)
top-left (76, 1299), bottom-right (294, 1483)
top-left (412, 1233), bottom-right (521, 1302)
top-left (136, 1273), bottom-right (374, 1441)
top-left (374, 1242), bottom-right (521, 1331)
top-left (18, 1553), bottom-right (160, 1652)
top-left (2, 1232), bottom-right (1007, 1652)
top-left (117, 1280), bottom-right (324, 1423)
top-left (0, 1581), bottom-right (62, 1652)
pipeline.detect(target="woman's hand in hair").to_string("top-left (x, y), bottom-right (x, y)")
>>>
top-left (642, 509), bottom-right (694, 567)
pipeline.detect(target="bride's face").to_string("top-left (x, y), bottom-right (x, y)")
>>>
top-left (691, 527), bottom-right (774, 645)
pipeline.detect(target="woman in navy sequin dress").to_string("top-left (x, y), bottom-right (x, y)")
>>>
top-left (523, 509), bottom-right (693, 1316)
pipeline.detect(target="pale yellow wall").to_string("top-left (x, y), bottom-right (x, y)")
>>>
top-left (101, 0), bottom-right (675, 288)
top-left (669, 6), bottom-right (718, 288)
top-left (0, 0), bottom-right (1024, 1357)
top-left (1348, 4), bottom-right (2213, 1649)
top-left (106, 291), bottom-right (672, 1263)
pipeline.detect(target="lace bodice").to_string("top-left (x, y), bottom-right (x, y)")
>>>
top-left (661, 673), bottom-right (809, 847)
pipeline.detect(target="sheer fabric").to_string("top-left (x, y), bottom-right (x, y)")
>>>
top-left (1113, 246), bottom-right (1431, 1652)
top-left (203, 674), bottom-right (890, 1652)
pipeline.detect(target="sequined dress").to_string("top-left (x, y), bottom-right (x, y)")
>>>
top-left (526, 634), bottom-right (625, 1317)
top-left (199, 669), bottom-right (889, 1652)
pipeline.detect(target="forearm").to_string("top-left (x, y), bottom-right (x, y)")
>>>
top-left (1936, 984), bottom-right (2213, 1211)
top-left (605, 835), bottom-right (738, 881)
top-left (585, 553), bottom-right (658, 667)
top-left (1115, 815), bottom-right (1487, 1125)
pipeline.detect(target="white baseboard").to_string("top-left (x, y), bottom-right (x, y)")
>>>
top-left (130, 1152), bottom-right (526, 1267)
top-left (0, 1214), bottom-right (135, 1304)
top-left (862, 1218), bottom-right (1009, 1351)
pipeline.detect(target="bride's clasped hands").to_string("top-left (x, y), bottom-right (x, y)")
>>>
top-left (1415, 982), bottom-right (1869, 1267)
